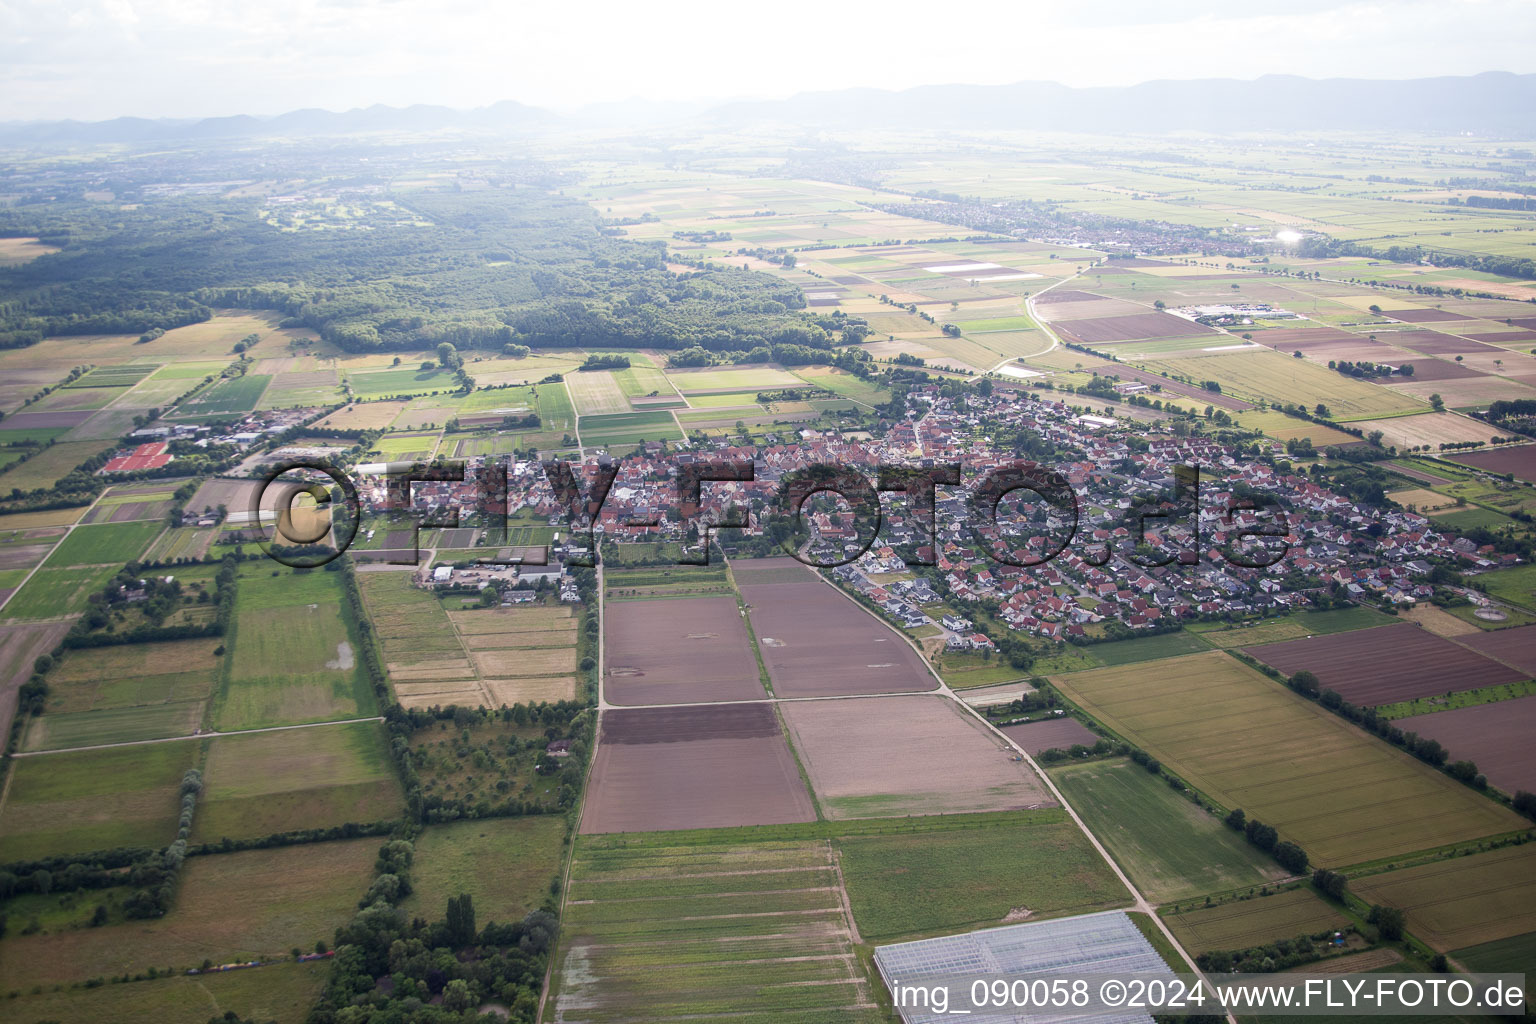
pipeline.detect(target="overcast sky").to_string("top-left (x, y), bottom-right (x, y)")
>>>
top-left (3, 0), bottom-right (1534, 122)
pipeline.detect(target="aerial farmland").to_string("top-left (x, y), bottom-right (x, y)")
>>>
top-left (3, 38), bottom-right (1536, 1024)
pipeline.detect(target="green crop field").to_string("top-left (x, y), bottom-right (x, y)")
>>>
top-left (579, 409), bottom-right (682, 447)
top-left (23, 701), bottom-right (205, 750)
top-left (0, 439), bottom-right (113, 492)
top-left (0, 840), bottom-right (377, 989)
top-left (174, 374), bottom-right (271, 416)
top-left (0, 961), bottom-right (330, 1024)
top-left (791, 367), bottom-right (890, 407)
top-left (65, 364), bottom-right (159, 388)
top-left (1350, 845), bottom-right (1536, 952)
top-left (1051, 651), bottom-right (1524, 867)
top-left (551, 833), bottom-right (884, 1023)
top-left (0, 742), bottom-right (197, 861)
top-left (1087, 630), bottom-right (1212, 667)
top-left (43, 520), bottom-right (163, 567)
top-left (1163, 887), bottom-right (1350, 954)
top-left (1050, 759), bottom-right (1287, 903)
top-left (400, 816), bottom-right (566, 926)
top-left (1453, 930), bottom-right (1536, 1005)
top-left (835, 815), bottom-right (1130, 939)
top-left (4, 564), bottom-right (119, 618)
top-left (532, 382), bottom-right (575, 432)
top-left (1232, 409), bottom-right (1361, 445)
top-left (1476, 564), bottom-right (1536, 610)
top-left (344, 365), bottom-right (458, 398)
top-left (212, 567), bottom-right (375, 730)
top-left (193, 720), bottom-right (402, 842)
top-left (684, 391), bottom-right (762, 409)
top-left (1190, 606), bottom-right (1392, 648)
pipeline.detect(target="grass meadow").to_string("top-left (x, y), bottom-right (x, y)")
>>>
top-left (1163, 887), bottom-right (1350, 954)
top-left (192, 721), bottom-right (402, 842)
top-left (400, 816), bottom-right (566, 926)
top-left (0, 840), bottom-right (378, 989)
top-left (0, 742), bottom-right (197, 861)
top-left (43, 520), bottom-right (164, 567)
top-left (835, 815), bottom-right (1130, 939)
top-left (211, 567), bottom-right (375, 730)
top-left (0, 961), bottom-right (331, 1024)
top-left (1050, 758), bottom-right (1288, 903)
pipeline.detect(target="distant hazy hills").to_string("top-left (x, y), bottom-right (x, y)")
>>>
top-left (3, 72), bottom-right (1533, 144)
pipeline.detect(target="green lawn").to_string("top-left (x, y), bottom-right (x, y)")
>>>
top-left (1050, 758), bottom-right (1288, 903)
top-left (1476, 564), bottom-right (1536, 611)
top-left (0, 961), bottom-right (330, 1024)
top-left (4, 565), bottom-right (119, 618)
top-left (1089, 630), bottom-right (1212, 667)
top-left (1191, 605), bottom-right (1392, 648)
top-left (193, 721), bottom-right (402, 842)
top-left (579, 409), bottom-right (682, 447)
top-left (401, 816), bottom-right (566, 926)
top-left (211, 567), bottom-right (376, 730)
top-left (0, 743), bottom-right (196, 861)
top-left (174, 374), bottom-right (271, 416)
top-left (23, 701), bottom-right (204, 751)
top-left (836, 815), bottom-right (1131, 940)
top-left (345, 365), bottom-right (459, 398)
top-left (43, 520), bottom-right (164, 567)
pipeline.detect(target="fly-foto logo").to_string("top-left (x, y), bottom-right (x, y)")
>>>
top-left (250, 456), bottom-right (1289, 570)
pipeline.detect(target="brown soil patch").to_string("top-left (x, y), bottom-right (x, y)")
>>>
top-left (1448, 446), bottom-right (1536, 484)
top-left (780, 695), bottom-right (1055, 819)
top-left (1399, 695), bottom-right (1536, 796)
top-left (1450, 624), bottom-right (1536, 675)
top-left (605, 595), bottom-right (764, 705)
top-left (738, 577), bottom-right (936, 698)
top-left (1385, 309), bottom-right (1472, 323)
top-left (1388, 331), bottom-right (1501, 355)
top-left (1244, 622), bottom-right (1523, 706)
top-left (1052, 313), bottom-right (1217, 344)
top-left (999, 717), bottom-right (1101, 755)
top-left (580, 704), bottom-right (815, 833)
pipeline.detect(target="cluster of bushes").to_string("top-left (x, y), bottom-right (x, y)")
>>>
top-left (577, 353), bottom-right (631, 371)
top-left (1224, 808), bottom-right (1309, 873)
top-left (389, 704), bottom-right (591, 825)
top-left (120, 768), bottom-right (203, 919)
top-left (1036, 738), bottom-right (1119, 764)
top-left (1327, 359), bottom-right (1413, 379)
top-left (66, 555), bottom-right (238, 648)
top-left (0, 772), bottom-right (205, 928)
top-left (307, 837), bottom-right (556, 1023)
top-left (1195, 928), bottom-right (1357, 973)
top-left (1312, 867), bottom-right (1348, 901)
